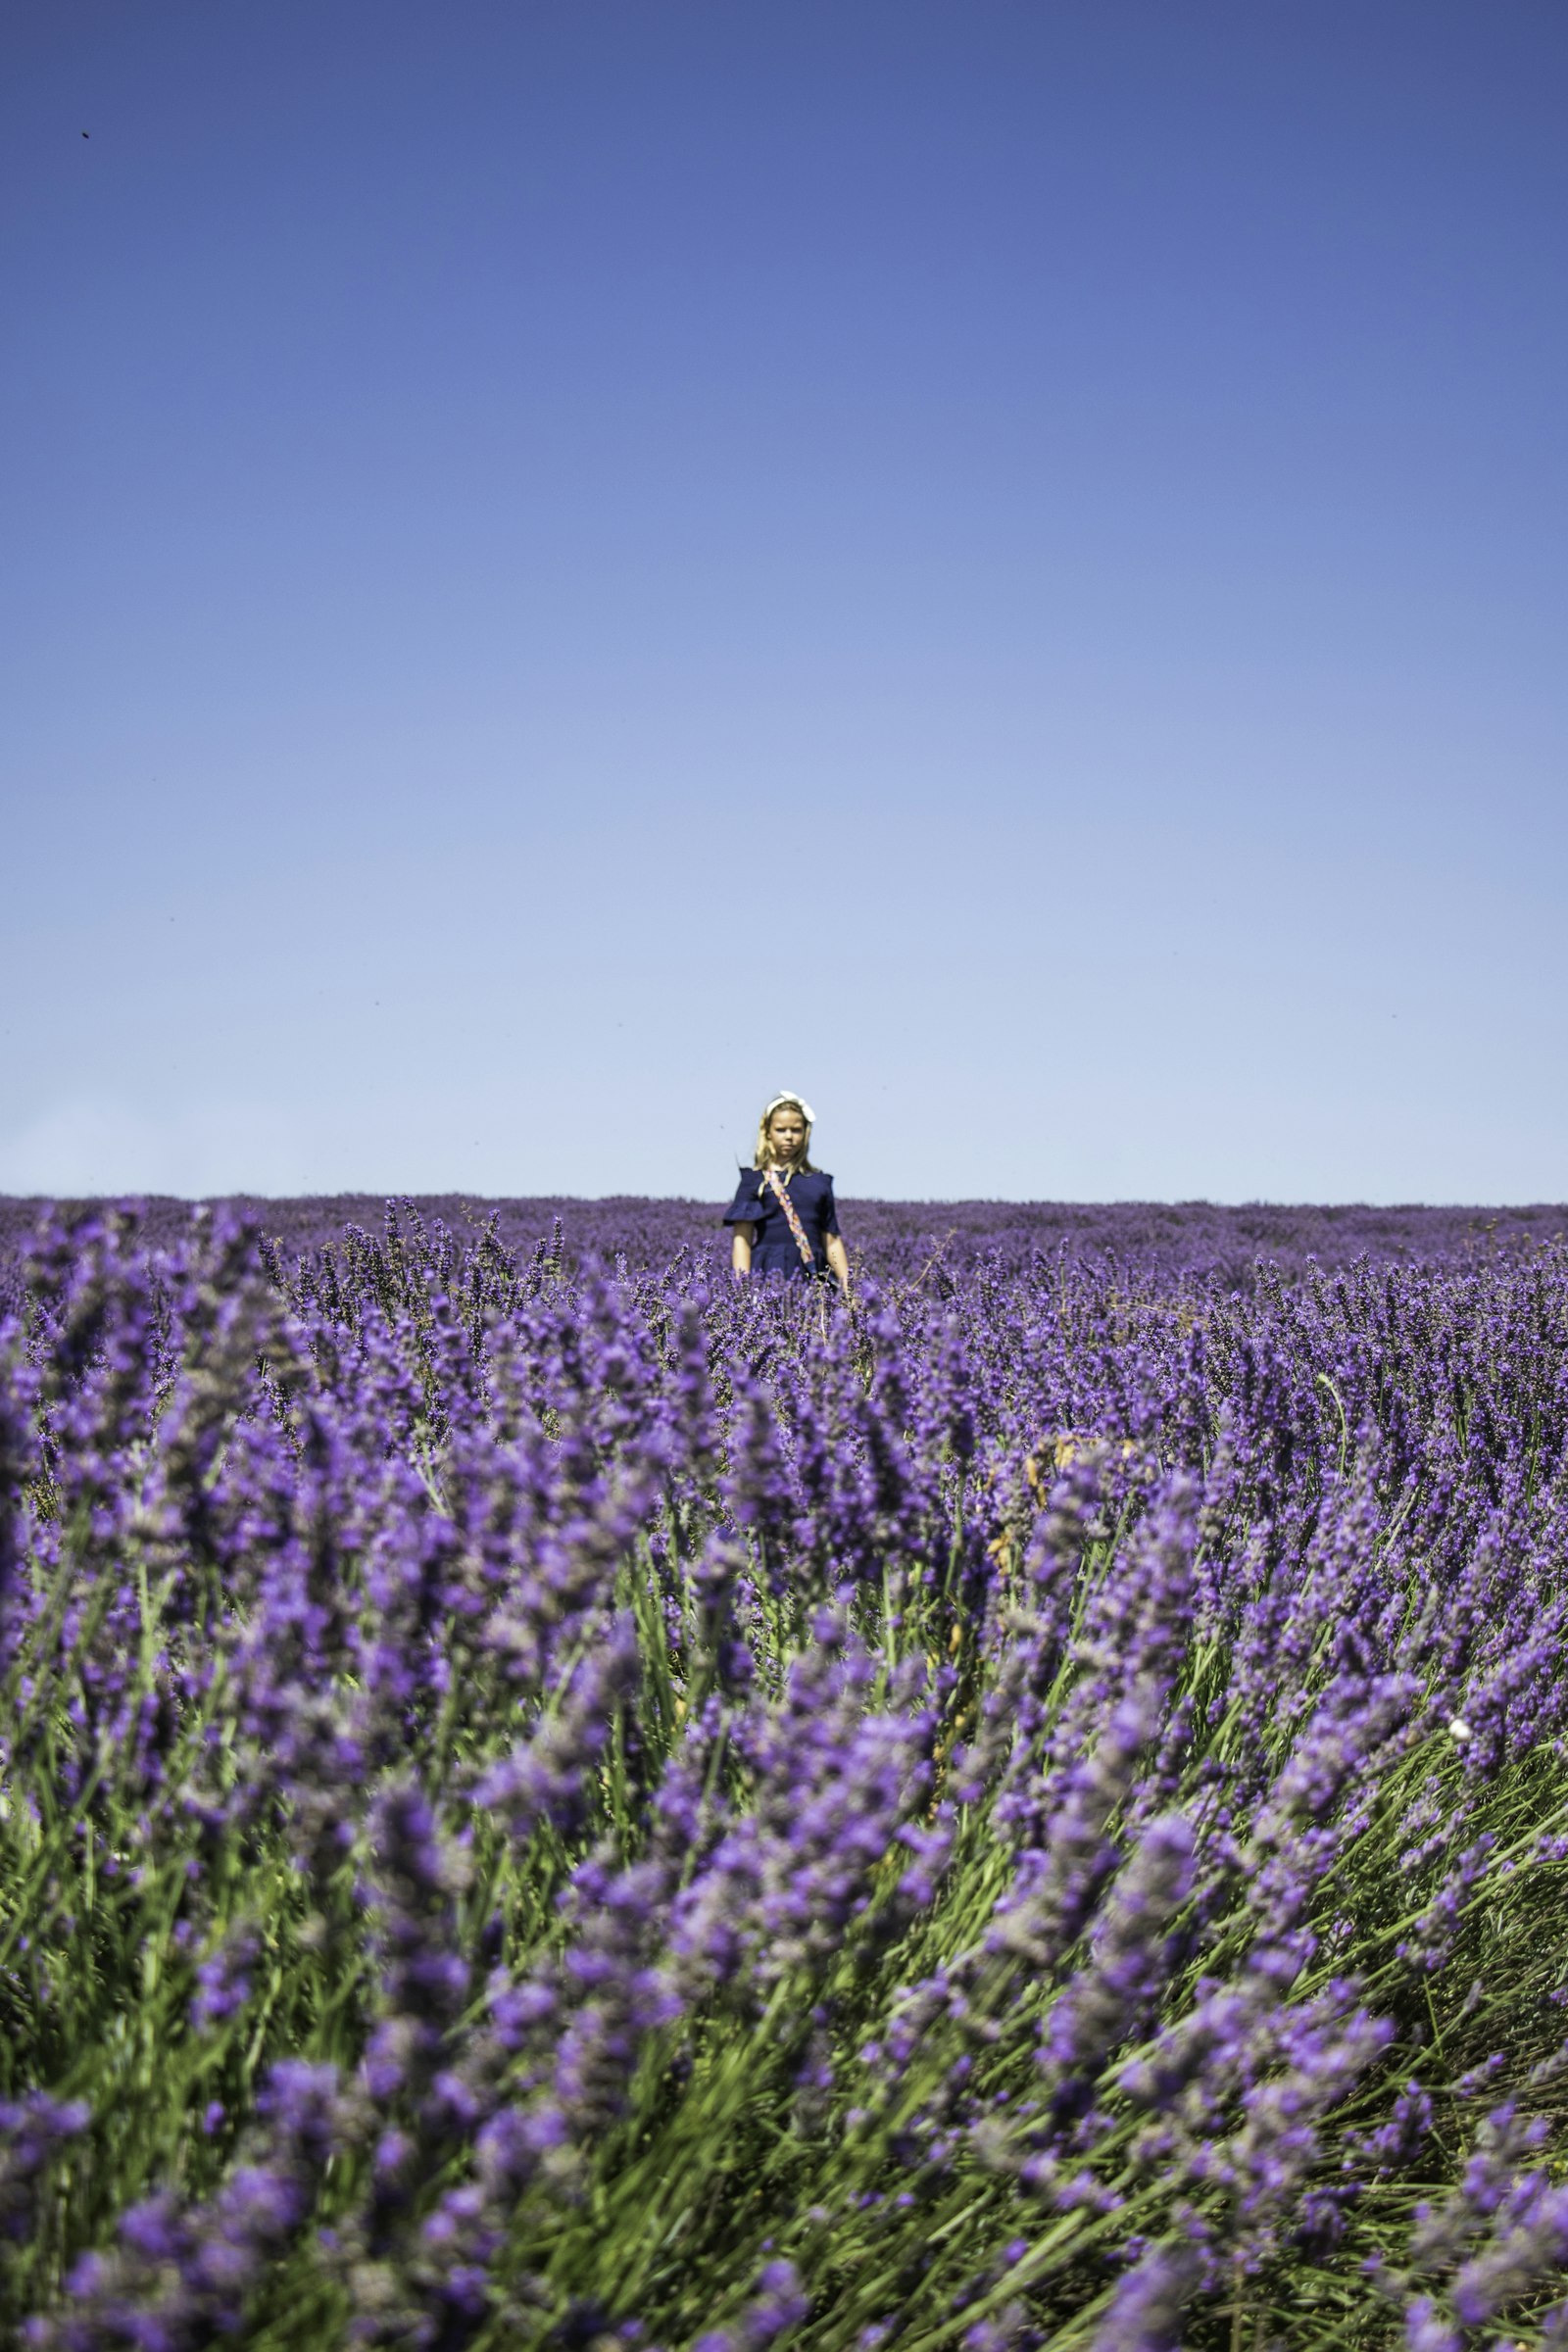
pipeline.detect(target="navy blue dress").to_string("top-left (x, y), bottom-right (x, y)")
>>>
top-left (722, 1169), bottom-right (841, 1280)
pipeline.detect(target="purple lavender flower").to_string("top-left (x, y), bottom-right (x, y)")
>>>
top-left (0, 2095), bottom-right (90, 2246)
top-left (1090, 2245), bottom-right (1200, 2351)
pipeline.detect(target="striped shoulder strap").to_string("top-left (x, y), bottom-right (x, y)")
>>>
top-left (762, 1168), bottom-right (817, 1270)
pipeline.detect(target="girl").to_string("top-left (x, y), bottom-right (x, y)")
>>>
top-left (723, 1091), bottom-right (852, 1293)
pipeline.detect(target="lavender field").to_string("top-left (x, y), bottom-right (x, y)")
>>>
top-left (4, 1195), bottom-right (1567, 1288)
top-left (4, 1197), bottom-right (1568, 2350)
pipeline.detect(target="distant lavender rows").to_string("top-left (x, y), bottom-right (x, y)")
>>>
top-left (3, 1192), bottom-right (1564, 1281)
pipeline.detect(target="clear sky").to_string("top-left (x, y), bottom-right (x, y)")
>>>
top-left (3, 1), bottom-right (1566, 1203)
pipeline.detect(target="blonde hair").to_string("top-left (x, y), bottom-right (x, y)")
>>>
top-left (753, 1095), bottom-right (816, 1173)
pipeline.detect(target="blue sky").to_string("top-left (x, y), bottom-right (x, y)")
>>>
top-left (4, 0), bottom-right (1566, 1202)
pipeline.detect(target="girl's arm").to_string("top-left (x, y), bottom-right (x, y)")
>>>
top-left (731, 1221), bottom-right (756, 1278)
top-left (825, 1233), bottom-right (851, 1296)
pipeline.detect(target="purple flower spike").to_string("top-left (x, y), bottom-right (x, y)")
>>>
top-left (1091, 2246), bottom-right (1200, 2352)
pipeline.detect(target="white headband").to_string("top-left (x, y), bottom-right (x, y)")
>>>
top-left (763, 1090), bottom-right (815, 1125)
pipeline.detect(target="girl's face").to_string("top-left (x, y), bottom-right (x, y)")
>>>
top-left (766, 1105), bottom-right (808, 1164)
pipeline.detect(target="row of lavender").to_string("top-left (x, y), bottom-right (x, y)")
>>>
top-left (3, 1192), bottom-right (1566, 1286)
top-left (3, 1202), bottom-right (1568, 2348)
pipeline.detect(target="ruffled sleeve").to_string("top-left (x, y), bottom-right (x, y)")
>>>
top-left (721, 1172), bottom-right (767, 1226)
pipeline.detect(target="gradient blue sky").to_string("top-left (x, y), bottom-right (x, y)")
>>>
top-left (4, 1), bottom-right (1566, 1202)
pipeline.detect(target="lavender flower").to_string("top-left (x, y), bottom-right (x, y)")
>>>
top-left (1091, 2245), bottom-right (1200, 2352)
